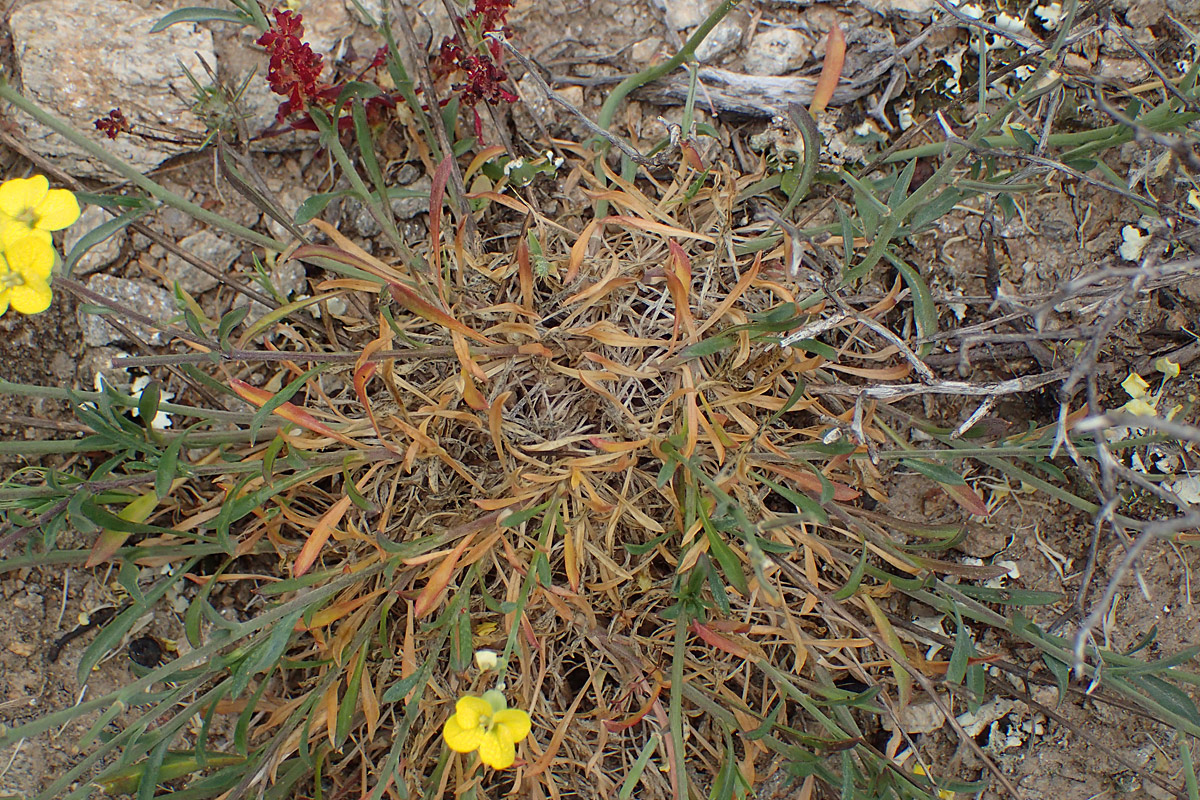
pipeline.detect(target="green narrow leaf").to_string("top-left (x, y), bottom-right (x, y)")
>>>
top-left (832, 544), bottom-right (867, 601)
top-left (498, 500), bottom-right (552, 528)
top-left (1043, 654), bottom-right (1070, 706)
top-left (901, 458), bottom-right (968, 486)
top-left (703, 511), bottom-right (748, 595)
top-left (248, 365), bottom-right (328, 441)
top-left (888, 158), bottom-right (918, 210)
top-left (150, 6), bottom-right (253, 32)
top-left (703, 554), bottom-right (732, 616)
top-left (217, 306), bottom-right (249, 347)
top-left (1131, 674), bottom-right (1200, 726)
top-left (955, 585), bottom-right (1062, 605)
top-left (946, 608), bottom-right (972, 687)
top-left (887, 253), bottom-right (936, 357)
top-left (754, 472), bottom-right (829, 525)
top-left (232, 608), bottom-right (305, 697)
top-left (64, 207), bottom-right (149, 275)
top-left (137, 381), bottom-right (161, 428)
top-left (295, 191), bottom-right (343, 224)
top-left (966, 662), bottom-right (986, 714)
top-left (335, 646), bottom-right (368, 746)
top-left (155, 435), bottom-right (183, 500)
top-left (137, 737), bottom-right (172, 800)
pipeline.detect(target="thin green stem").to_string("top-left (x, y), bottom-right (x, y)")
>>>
top-left (669, 617), bottom-right (687, 799)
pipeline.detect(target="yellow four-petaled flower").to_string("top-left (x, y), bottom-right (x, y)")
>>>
top-left (442, 690), bottom-right (531, 770)
top-left (0, 174), bottom-right (79, 318)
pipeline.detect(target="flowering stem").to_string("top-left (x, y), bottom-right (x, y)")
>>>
top-left (594, 0), bottom-right (740, 137)
top-left (590, 0), bottom-right (741, 215)
top-left (0, 77), bottom-right (286, 252)
top-left (307, 105), bottom-right (425, 273)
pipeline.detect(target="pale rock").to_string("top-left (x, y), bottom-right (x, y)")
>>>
top-left (857, 0), bottom-right (937, 16)
top-left (694, 17), bottom-right (744, 63)
top-left (8, 0), bottom-right (214, 178)
top-left (391, 176), bottom-right (433, 220)
top-left (265, 187), bottom-right (312, 243)
top-left (630, 37), bottom-right (664, 66)
top-left (881, 700), bottom-right (945, 734)
top-left (270, 259), bottom-right (307, 300)
top-left (81, 347), bottom-right (133, 392)
top-left (1099, 57), bottom-right (1151, 82)
top-left (1117, 0), bottom-right (1167, 27)
top-left (744, 28), bottom-right (812, 76)
top-left (62, 205), bottom-right (125, 276)
top-left (164, 230), bottom-right (242, 295)
top-left (345, 199), bottom-right (382, 239)
top-left (557, 85), bottom-right (585, 110)
top-left (653, 0), bottom-right (716, 30)
top-left (79, 274), bottom-right (177, 347)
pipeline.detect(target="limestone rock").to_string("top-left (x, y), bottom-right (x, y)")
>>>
top-left (164, 230), bottom-right (242, 295)
top-left (9, 0), bottom-right (215, 178)
top-left (743, 28), bottom-right (812, 76)
top-left (695, 17), bottom-right (744, 63)
top-left (652, 0), bottom-right (716, 30)
top-left (79, 274), bottom-right (177, 347)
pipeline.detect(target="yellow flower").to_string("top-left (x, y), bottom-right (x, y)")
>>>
top-left (1155, 357), bottom-right (1181, 379)
top-left (0, 175), bottom-right (80, 249)
top-left (442, 690), bottom-right (531, 770)
top-left (1121, 372), bottom-right (1150, 399)
top-left (0, 235), bottom-right (55, 316)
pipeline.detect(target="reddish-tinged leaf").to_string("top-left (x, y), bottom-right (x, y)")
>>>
top-left (516, 236), bottom-right (533, 310)
top-left (298, 588), bottom-right (387, 630)
top-left (758, 462), bottom-right (861, 501)
top-left (603, 680), bottom-right (664, 732)
top-left (945, 483), bottom-right (990, 517)
top-left (429, 154), bottom-right (454, 295)
top-left (294, 494), bottom-right (352, 577)
top-left (681, 140), bottom-right (704, 171)
top-left (690, 620), bottom-right (750, 658)
top-left (413, 533), bottom-right (477, 618)
top-left (386, 281), bottom-right (494, 345)
top-left (810, 22), bottom-right (845, 114)
top-left (230, 379), bottom-right (362, 448)
top-left (461, 368), bottom-right (489, 410)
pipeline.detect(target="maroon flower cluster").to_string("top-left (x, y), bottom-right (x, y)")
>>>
top-left (433, 0), bottom-right (518, 111)
top-left (94, 108), bottom-right (130, 140)
top-left (257, 9), bottom-right (338, 122)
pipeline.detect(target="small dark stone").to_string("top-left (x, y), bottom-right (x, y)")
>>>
top-left (128, 636), bottom-right (163, 668)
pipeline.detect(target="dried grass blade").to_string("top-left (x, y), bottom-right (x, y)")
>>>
top-left (293, 494), bottom-right (352, 577)
top-left (413, 532), bottom-right (477, 618)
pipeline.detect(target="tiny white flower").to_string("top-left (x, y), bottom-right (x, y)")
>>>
top-left (474, 649), bottom-right (500, 671)
top-left (995, 12), bottom-right (1028, 36)
top-left (1118, 225), bottom-right (1149, 261)
top-left (1033, 3), bottom-right (1063, 29)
